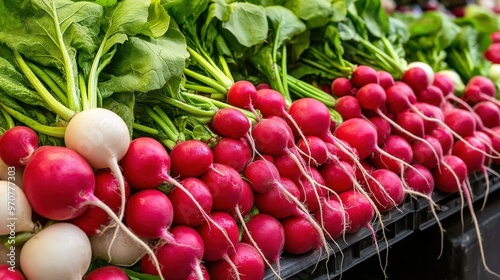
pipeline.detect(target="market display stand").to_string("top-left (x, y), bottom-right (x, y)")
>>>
top-left (264, 172), bottom-right (500, 279)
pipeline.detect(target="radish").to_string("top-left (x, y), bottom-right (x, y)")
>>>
top-left (473, 101), bottom-right (500, 128)
top-left (320, 160), bottom-right (356, 193)
top-left (90, 225), bottom-right (150, 267)
top-left (313, 197), bottom-right (346, 240)
top-left (333, 118), bottom-right (378, 160)
top-left (436, 70), bottom-right (464, 93)
top-left (295, 166), bottom-right (327, 212)
top-left (371, 135), bottom-right (414, 174)
top-left (211, 108), bottom-right (251, 139)
top-left (296, 135), bottom-right (329, 167)
top-left (254, 177), bottom-right (302, 219)
top-left (226, 80), bottom-right (258, 111)
top-left (212, 138), bottom-right (252, 172)
top-left (20, 223), bottom-right (91, 280)
top-left (201, 163), bottom-right (244, 211)
top-left (331, 77), bottom-right (354, 97)
top-left (338, 190), bottom-right (375, 234)
top-left (281, 215), bottom-right (322, 255)
top-left (403, 164), bottom-right (434, 196)
top-left (244, 159), bottom-right (280, 193)
top-left (444, 108), bottom-right (476, 138)
top-left (334, 96), bottom-right (362, 120)
top-left (350, 65), bottom-right (379, 88)
top-left (402, 62), bottom-right (434, 93)
top-left (240, 214), bottom-right (284, 265)
top-left (452, 136), bottom-right (486, 173)
top-left (0, 126), bottom-right (38, 168)
top-left (432, 73), bottom-right (455, 97)
top-left (251, 117), bottom-right (292, 156)
top-left (0, 181), bottom-right (36, 234)
top-left (416, 85), bottom-right (445, 107)
top-left (85, 266), bottom-right (128, 280)
top-left (273, 152), bottom-right (303, 181)
top-left (463, 76), bottom-right (497, 104)
top-left (228, 180), bottom-right (254, 219)
top-left (288, 98), bottom-right (331, 139)
top-left (169, 178), bottom-right (213, 227)
top-left (141, 226), bottom-right (205, 280)
top-left (196, 212), bottom-right (239, 262)
top-left (394, 111), bottom-right (425, 141)
top-left (411, 135), bottom-right (443, 169)
top-left (0, 264), bottom-right (25, 280)
top-left (369, 116), bottom-right (392, 146)
top-left (430, 126), bottom-right (454, 155)
top-left (377, 70), bottom-right (395, 89)
top-left (181, 264), bottom-right (209, 280)
top-left (385, 83), bottom-right (416, 115)
top-left (253, 88), bottom-right (288, 118)
top-left (364, 169), bottom-right (405, 212)
top-left (170, 140), bottom-right (213, 178)
top-left (70, 169), bottom-right (131, 236)
top-left (208, 242), bottom-right (265, 280)
top-left (124, 189), bottom-right (175, 242)
top-left (22, 145), bottom-right (164, 278)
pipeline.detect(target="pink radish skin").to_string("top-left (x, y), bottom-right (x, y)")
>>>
top-left (70, 169), bottom-right (131, 236)
top-left (170, 140), bottom-right (213, 178)
top-left (394, 110), bottom-right (425, 141)
top-left (334, 118), bottom-right (377, 160)
top-left (256, 82), bottom-right (271, 90)
top-left (0, 264), bottom-right (25, 280)
top-left (413, 102), bottom-right (444, 134)
top-left (254, 177), bottom-right (302, 219)
top-left (253, 88), bottom-right (287, 118)
top-left (371, 135), bottom-right (413, 174)
top-left (488, 126), bottom-right (500, 165)
top-left (313, 197), bottom-right (346, 240)
top-left (228, 180), bottom-right (254, 219)
top-left (320, 160), bottom-right (355, 193)
top-left (385, 83), bottom-right (416, 114)
top-left (288, 98), bottom-right (332, 138)
top-left (325, 141), bottom-right (359, 165)
top-left (444, 108), bottom-right (476, 138)
top-left (211, 108), bottom-right (251, 139)
top-left (208, 242), bottom-right (265, 280)
top-left (369, 116), bottom-right (392, 146)
top-left (196, 212), bottom-right (239, 261)
top-left (252, 118), bottom-right (291, 156)
top-left (274, 151), bottom-right (305, 181)
top-left (377, 70), bottom-right (395, 89)
top-left (0, 126), bottom-right (38, 168)
top-left (125, 189), bottom-right (175, 242)
top-left (295, 167), bottom-right (327, 212)
top-left (331, 77), bottom-right (354, 97)
top-left (244, 159), bottom-right (280, 193)
top-left (411, 135), bottom-right (443, 169)
top-left (141, 226), bottom-right (205, 280)
top-left (226, 81), bottom-right (258, 111)
top-left (402, 67), bottom-right (430, 93)
top-left (463, 76), bottom-right (496, 103)
top-left (169, 178), bottom-right (213, 227)
top-left (85, 266), bottom-right (128, 280)
top-left (403, 164), bottom-right (435, 196)
top-left (365, 169), bottom-right (405, 212)
top-left (281, 216), bottom-right (322, 255)
top-left (473, 101), bottom-right (500, 128)
top-left (241, 214), bottom-right (285, 263)
top-left (334, 96), bottom-right (362, 120)
top-left (430, 126), bottom-right (454, 155)
top-left (433, 155), bottom-right (468, 193)
top-left (201, 163), bottom-right (243, 211)
top-left (356, 83), bottom-right (387, 112)
top-left (212, 138), bottom-right (252, 172)
top-left (296, 136), bottom-right (329, 167)
top-left (433, 73), bottom-right (455, 96)
top-left (181, 264), bottom-right (210, 280)
top-left (451, 136), bottom-right (486, 173)
top-left (339, 190), bottom-right (375, 234)
top-left (416, 85), bottom-right (444, 107)
top-left (350, 65), bottom-right (379, 89)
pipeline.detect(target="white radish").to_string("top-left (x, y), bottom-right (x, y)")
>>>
top-left (20, 223), bottom-right (92, 280)
top-left (0, 159), bottom-right (24, 189)
top-left (0, 181), bottom-right (35, 234)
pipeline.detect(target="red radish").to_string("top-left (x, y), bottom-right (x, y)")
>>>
top-left (331, 77), bottom-right (354, 97)
top-left (125, 189), bottom-right (175, 242)
top-left (241, 214), bottom-right (285, 264)
top-left (334, 96), bottom-right (362, 120)
top-left (491, 31), bottom-right (500, 43)
top-left (20, 223), bottom-right (91, 280)
top-left (412, 102), bottom-right (444, 134)
top-left (385, 83), bottom-right (416, 114)
top-left (196, 212), bottom-right (239, 261)
top-left (394, 110), bottom-right (425, 141)
top-left (288, 98), bottom-right (331, 139)
top-left (0, 264), bottom-right (25, 280)
top-left (274, 151), bottom-right (303, 181)
top-left (339, 190), bottom-right (375, 234)
top-left (320, 160), bottom-right (356, 193)
top-left (416, 85), bottom-right (445, 107)
top-left (377, 70), bottom-right (395, 89)
top-left (208, 242), bottom-right (265, 280)
top-left (22, 145), bottom-right (164, 279)
top-left (296, 136), bottom-right (329, 167)
top-left (473, 101), bottom-right (500, 128)
top-left (281, 216), bottom-right (322, 255)
top-left (181, 264), bottom-right (210, 280)
top-left (463, 76), bottom-right (497, 104)
top-left (485, 43), bottom-right (500, 63)
top-left (430, 126), bottom-right (454, 155)
top-left (371, 135), bottom-right (414, 174)
top-left (411, 135), bottom-right (443, 169)
top-left (244, 159), bottom-right (280, 193)
top-left (433, 155), bottom-right (468, 193)
top-left (433, 73), bottom-right (455, 96)
top-left (356, 83), bottom-right (387, 112)
top-left (228, 180), bottom-right (254, 219)
top-left (169, 178), bottom-right (213, 227)
top-left (141, 226), bottom-right (205, 280)
top-left (211, 108), bottom-right (251, 139)
top-left (313, 197), bottom-right (346, 240)
top-left (452, 136), bottom-right (486, 173)
top-left (295, 166), bottom-right (327, 212)
top-left (226, 80), bottom-right (258, 111)
top-left (256, 82), bottom-right (271, 90)
top-left (85, 266), bottom-right (128, 280)
top-left (170, 140), bottom-right (213, 178)
top-left (212, 138), bottom-right (252, 172)
top-left (403, 62), bottom-right (434, 93)
top-left (365, 169), bottom-right (405, 212)
top-left (350, 65), bottom-right (378, 88)
top-left (70, 169), bottom-right (131, 236)
top-left (253, 88), bottom-right (288, 118)
top-left (444, 108), bottom-right (476, 138)
top-left (254, 177), bottom-right (302, 219)
top-left (251, 117), bottom-right (291, 156)
top-left (201, 163), bottom-right (243, 211)
top-left (0, 126), bottom-right (38, 168)
top-left (403, 164), bottom-right (435, 196)
top-left (90, 225), bottom-right (150, 267)
top-left (334, 118), bottom-right (377, 159)
top-left (369, 116), bottom-right (392, 146)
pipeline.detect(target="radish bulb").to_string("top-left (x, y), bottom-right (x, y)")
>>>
top-left (0, 181), bottom-right (36, 234)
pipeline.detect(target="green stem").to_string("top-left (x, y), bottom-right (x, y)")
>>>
top-left (187, 46), bottom-right (233, 90)
top-left (13, 52), bottom-right (74, 121)
top-left (358, 38), bottom-right (404, 76)
top-left (133, 122), bottom-right (161, 135)
top-left (281, 45), bottom-right (291, 105)
top-left (219, 55), bottom-right (234, 83)
top-left (0, 107), bottom-right (14, 129)
top-left (0, 104), bottom-right (66, 137)
top-left (144, 106), bottom-right (179, 146)
top-left (43, 67), bottom-right (67, 95)
top-left (183, 83), bottom-right (225, 95)
top-left (287, 75), bottom-right (336, 107)
top-left (148, 93), bottom-right (215, 117)
top-left (301, 58), bottom-right (350, 78)
top-left (182, 92), bottom-right (257, 122)
top-left (183, 68), bottom-right (228, 94)
top-left (209, 93), bottom-right (226, 100)
top-left (26, 62), bottom-right (68, 106)
top-left (153, 106), bottom-right (180, 136)
top-left (79, 74), bottom-right (89, 111)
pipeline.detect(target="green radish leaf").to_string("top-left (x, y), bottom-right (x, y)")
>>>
top-left (103, 92), bottom-right (135, 136)
top-left (221, 2), bottom-right (268, 47)
top-left (265, 6), bottom-right (307, 49)
top-left (284, 0), bottom-right (332, 29)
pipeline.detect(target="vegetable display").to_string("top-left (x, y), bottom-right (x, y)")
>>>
top-left (2, 0), bottom-right (500, 279)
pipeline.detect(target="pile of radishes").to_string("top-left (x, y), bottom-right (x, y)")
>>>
top-left (1, 61), bottom-right (500, 279)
